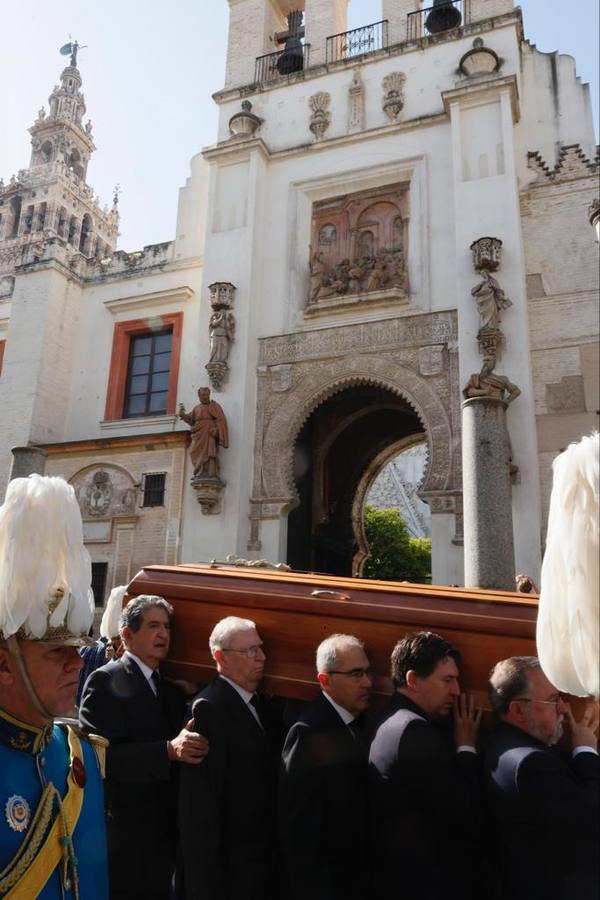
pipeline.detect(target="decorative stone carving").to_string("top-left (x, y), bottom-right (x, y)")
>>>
top-left (308, 183), bottom-right (408, 305)
top-left (308, 92), bottom-right (331, 140)
top-left (348, 69), bottom-right (365, 133)
top-left (418, 345), bottom-right (445, 376)
top-left (205, 281), bottom-right (236, 391)
top-left (463, 355), bottom-right (521, 405)
top-left (74, 466), bottom-right (138, 521)
top-left (84, 470), bottom-right (113, 516)
top-left (249, 312), bottom-right (461, 549)
top-left (382, 72), bottom-right (405, 122)
top-left (459, 38), bottom-right (500, 78)
top-left (269, 364), bottom-right (293, 393)
top-left (469, 237), bottom-right (511, 367)
top-left (470, 235), bottom-right (502, 271)
top-left (228, 100), bottom-right (263, 139)
top-left (179, 387), bottom-right (229, 514)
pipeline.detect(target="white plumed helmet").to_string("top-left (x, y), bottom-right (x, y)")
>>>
top-left (100, 585), bottom-right (128, 640)
top-left (0, 474), bottom-right (94, 644)
top-left (537, 432), bottom-right (599, 698)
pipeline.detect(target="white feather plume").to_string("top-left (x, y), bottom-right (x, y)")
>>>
top-left (100, 585), bottom-right (128, 639)
top-left (537, 432), bottom-right (599, 698)
top-left (0, 474), bottom-right (94, 640)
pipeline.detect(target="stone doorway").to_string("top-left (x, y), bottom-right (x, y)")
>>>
top-left (287, 384), bottom-right (425, 575)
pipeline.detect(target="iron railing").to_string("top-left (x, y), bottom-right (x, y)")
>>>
top-left (407, 0), bottom-right (470, 42)
top-left (326, 20), bottom-right (388, 64)
top-left (254, 44), bottom-right (311, 84)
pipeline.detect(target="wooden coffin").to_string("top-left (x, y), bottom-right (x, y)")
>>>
top-left (127, 563), bottom-right (538, 709)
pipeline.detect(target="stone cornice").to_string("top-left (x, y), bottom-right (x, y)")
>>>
top-left (441, 74), bottom-right (520, 122)
top-left (103, 286), bottom-right (194, 314)
top-left (41, 429), bottom-right (189, 456)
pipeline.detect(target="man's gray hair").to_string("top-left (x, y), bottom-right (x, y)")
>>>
top-left (489, 656), bottom-right (541, 715)
top-left (119, 595), bottom-right (173, 633)
top-left (316, 634), bottom-right (365, 674)
top-left (209, 616), bottom-right (257, 658)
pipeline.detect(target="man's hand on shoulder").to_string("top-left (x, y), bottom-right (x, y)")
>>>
top-left (453, 693), bottom-right (482, 750)
top-left (168, 718), bottom-right (209, 764)
top-left (565, 703), bottom-right (599, 752)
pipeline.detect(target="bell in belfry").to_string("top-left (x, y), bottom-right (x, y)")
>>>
top-left (276, 10), bottom-right (305, 75)
top-left (425, 0), bottom-right (462, 34)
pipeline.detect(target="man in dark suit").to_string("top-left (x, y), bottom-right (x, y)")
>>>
top-left (279, 633), bottom-right (372, 900)
top-left (80, 595), bottom-right (208, 900)
top-left (485, 655), bottom-right (599, 900)
top-left (178, 615), bottom-right (282, 900)
top-left (368, 631), bottom-right (483, 900)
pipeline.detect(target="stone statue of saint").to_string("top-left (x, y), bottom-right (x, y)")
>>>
top-left (179, 387), bottom-right (229, 478)
top-left (209, 309), bottom-right (235, 364)
top-left (471, 269), bottom-right (512, 333)
top-left (463, 355), bottom-right (521, 405)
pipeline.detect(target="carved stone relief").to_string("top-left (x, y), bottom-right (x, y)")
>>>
top-left (73, 466), bottom-right (137, 521)
top-left (308, 92), bottom-right (331, 140)
top-left (249, 312), bottom-right (461, 550)
top-left (348, 69), bottom-right (365, 133)
top-left (308, 183), bottom-right (409, 308)
top-left (382, 72), bottom-right (406, 122)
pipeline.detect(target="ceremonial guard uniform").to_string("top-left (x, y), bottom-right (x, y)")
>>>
top-left (0, 475), bottom-right (109, 899)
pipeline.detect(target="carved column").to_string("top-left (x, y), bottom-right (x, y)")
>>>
top-left (462, 396), bottom-right (515, 590)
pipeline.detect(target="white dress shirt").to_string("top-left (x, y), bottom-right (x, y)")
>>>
top-left (124, 650), bottom-right (158, 695)
top-left (321, 690), bottom-right (355, 726)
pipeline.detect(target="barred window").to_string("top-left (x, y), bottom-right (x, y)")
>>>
top-left (143, 473), bottom-right (166, 508)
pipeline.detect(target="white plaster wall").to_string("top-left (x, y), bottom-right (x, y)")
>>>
top-left (217, 21), bottom-right (521, 146)
top-left (174, 153), bottom-right (210, 261)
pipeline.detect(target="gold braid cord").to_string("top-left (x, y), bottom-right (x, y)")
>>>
top-left (0, 785), bottom-right (55, 893)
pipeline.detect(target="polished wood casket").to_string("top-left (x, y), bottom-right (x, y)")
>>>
top-left (127, 563), bottom-right (538, 709)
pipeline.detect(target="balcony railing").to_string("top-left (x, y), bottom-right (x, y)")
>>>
top-left (254, 44), bottom-right (311, 84)
top-left (407, 0), bottom-right (471, 42)
top-left (326, 20), bottom-right (388, 64)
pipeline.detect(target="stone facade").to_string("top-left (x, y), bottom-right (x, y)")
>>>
top-left (0, 1), bottom-right (598, 593)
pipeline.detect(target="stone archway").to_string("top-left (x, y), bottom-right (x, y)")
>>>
top-left (249, 312), bottom-right (462, 573)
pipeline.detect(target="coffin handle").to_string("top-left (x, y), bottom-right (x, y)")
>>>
top-left (311, 589), bottom-right (351, 602)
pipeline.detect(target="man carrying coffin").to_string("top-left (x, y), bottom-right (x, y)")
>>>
top-left (0, 474), bottom-right (108, 899)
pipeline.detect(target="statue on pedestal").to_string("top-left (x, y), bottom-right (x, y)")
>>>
top-left (179, 388), bottom-right (229, 513)
top-left (463, 354), bottom-right (521, 405)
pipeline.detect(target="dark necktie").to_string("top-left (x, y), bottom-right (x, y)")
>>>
top-left (348, 718), bottom-right (363, 742)
top-left (249, 694), bottom-right (268, 732)
top-left (151, 670), bottom-right (161, 696)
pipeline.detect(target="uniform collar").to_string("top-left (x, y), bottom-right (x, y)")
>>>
top-left (0, 707), bottom-right (53, 754)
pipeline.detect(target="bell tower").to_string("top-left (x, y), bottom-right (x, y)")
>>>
top-left (0, 42), bottom-right (119, 278)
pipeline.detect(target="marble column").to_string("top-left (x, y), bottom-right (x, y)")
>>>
top-left (462, 396), bottom-right (515, 590)
top-left (9, 445), bottom-right (47, 482)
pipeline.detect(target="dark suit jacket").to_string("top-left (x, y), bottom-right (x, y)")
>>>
top-left (279, 691), bottom-right (370, 900)
top-left (484, 721), bottom-right (599, 900)
top-left (368, 693), bottom-right (483, 900)
top-left (79, 653), bottom-right (186, 895)
top-left (177, 676), bottom-right (281, 900)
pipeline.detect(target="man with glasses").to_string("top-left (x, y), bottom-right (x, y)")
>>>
top-left (485, 656), bottom-right (599, 900)
top-left (369, 631), bottom-right (483, 900)
top-left (178, 616), bottom-right (282, 900)
top-left (279, 634), bottom-right (373, 899)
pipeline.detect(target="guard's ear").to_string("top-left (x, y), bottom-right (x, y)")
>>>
top-left (317, 671), bottom-right (330, 690)
top-left (405, 669), bottom-right (419, 690)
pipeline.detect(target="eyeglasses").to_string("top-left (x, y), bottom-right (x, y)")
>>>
top-left (328, 667), bottom-right (373, 681)
top-left (222, 643), bottom-right (264, 659)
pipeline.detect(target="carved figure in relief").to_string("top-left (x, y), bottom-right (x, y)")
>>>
top-left (382, 72), bottom-right (406, 122)
top-left (309, 249), bottom-right (326, 301)
top-left (367, 254), bottom-right (388, 291)
top-left (463, 354), bottom-right (521, 405)
top-left (179, 388), bottom-right (229, 478)
top-left (209, 308), bottom-right (235, 364)
top-left (309, 92), bottom-right (331, 140)
top-left (471, 269), bottom-right (512, 333)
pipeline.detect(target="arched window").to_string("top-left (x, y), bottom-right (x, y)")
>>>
top-left (68, 216), bottom-right (79, 245)
top-left (80, 214), bottom-right (93, 255)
